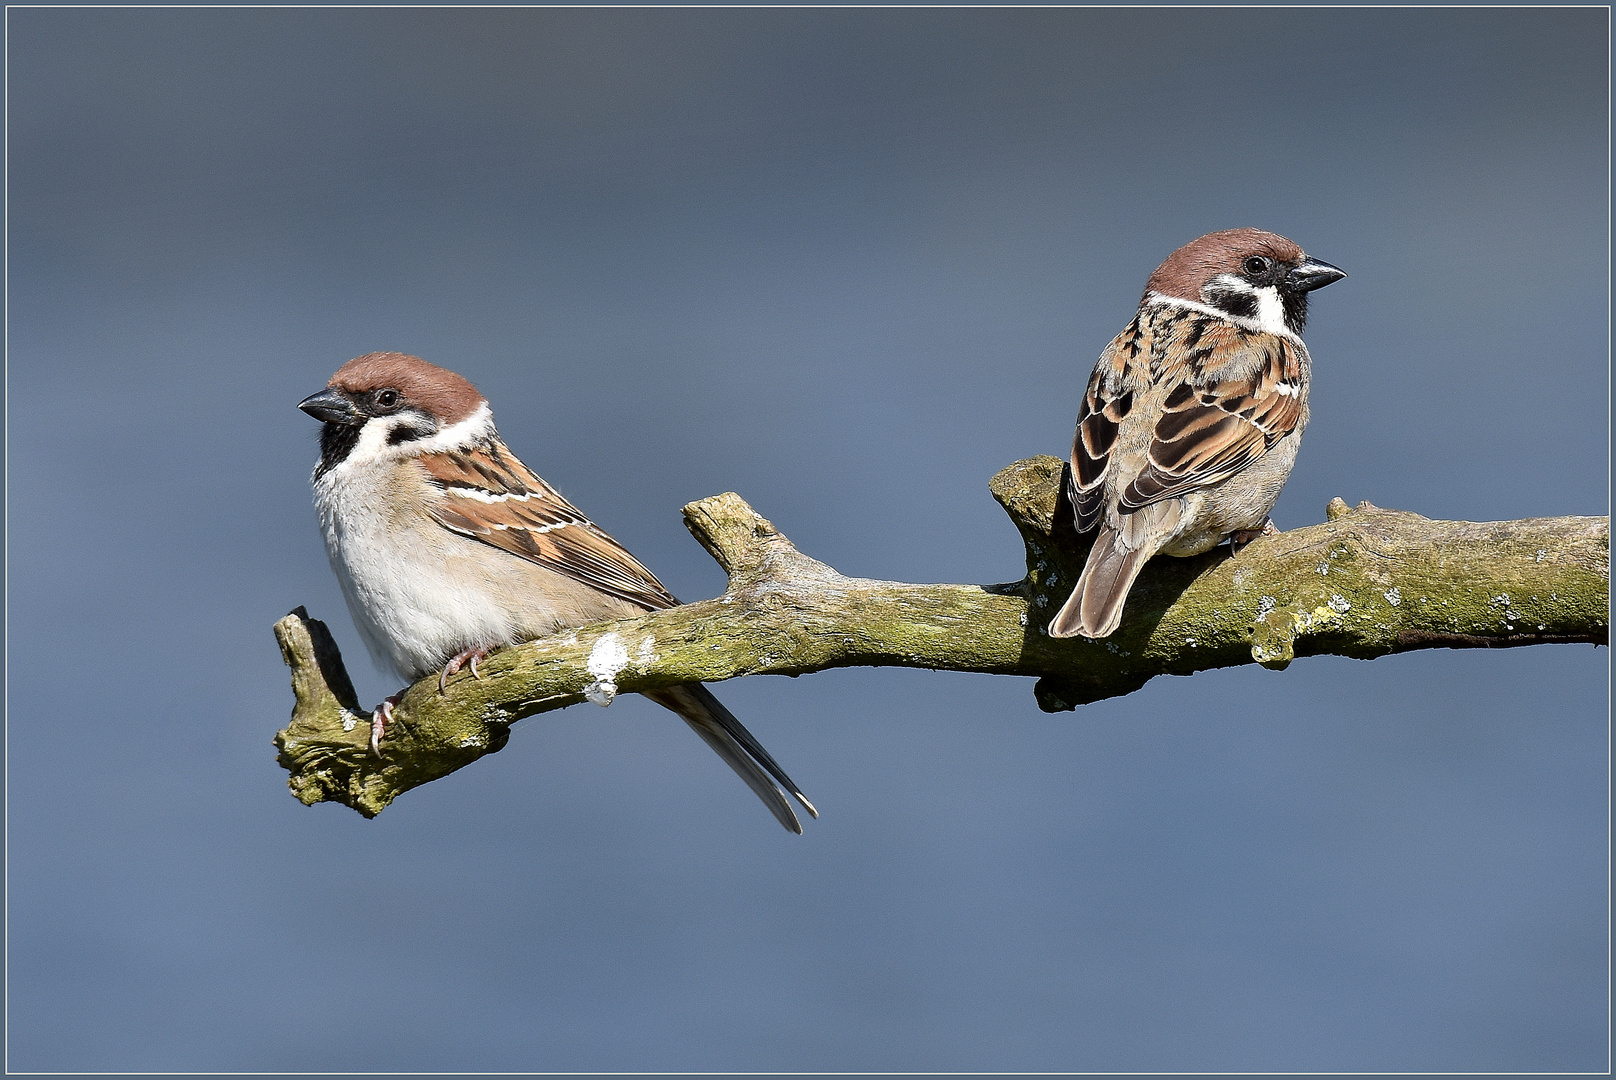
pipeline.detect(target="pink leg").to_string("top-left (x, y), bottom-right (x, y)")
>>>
top-left (439, 646), bottom-right (493, 693)
top-left (1230, 518), bottom-right (1279, 553)
top-left (371, 694), bottom-right (401, 756)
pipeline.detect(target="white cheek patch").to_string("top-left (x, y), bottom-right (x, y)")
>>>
top-left (1251, 285), bottom-right (1288, 336)
top-left (1205, 272), bottom-right (1253, 296)
top-left (344, 416), bottom-right (401, 466)
top-left (410, 402), bottom-right (495, 455)
top-left (324, 401), bottom-right (497, 476)
top-left (1203, 276), bottom-right (1289, 336)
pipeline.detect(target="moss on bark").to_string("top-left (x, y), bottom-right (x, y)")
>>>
top-left (275, 457), bottom-right (1608, 817)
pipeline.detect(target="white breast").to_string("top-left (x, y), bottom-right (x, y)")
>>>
top-left (313, 458), bottom-right (516, 680)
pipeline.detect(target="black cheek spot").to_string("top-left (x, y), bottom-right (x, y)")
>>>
top-left (1216, 293), bottom-right (1257, 320)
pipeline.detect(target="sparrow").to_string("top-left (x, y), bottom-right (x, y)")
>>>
top-left (1049, 229), bottom-right (1345, 639)
top-left (298, 352), bottom-right (818, 833)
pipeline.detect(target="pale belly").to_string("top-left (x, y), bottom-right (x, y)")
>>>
top-left (315, 467), bottom-right (517, 679)
top-left (1158, 429), bottom-right (1303, 557)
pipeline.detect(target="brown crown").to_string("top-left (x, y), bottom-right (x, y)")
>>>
top-left (329, 352), bottom-right (486, 425)
top-left (1144, 228), bottom-right (1305, 303)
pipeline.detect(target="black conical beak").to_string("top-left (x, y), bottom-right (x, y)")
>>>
top-left (1285, 258), bottom-right (1346, 294)
top-left (298, 388), bottom-right (364, 426)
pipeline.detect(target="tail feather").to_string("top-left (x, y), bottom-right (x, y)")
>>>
top-left (642, 684), bottom-right (816, 834)
top-left (1049, 528), bottom-right (1151, 639)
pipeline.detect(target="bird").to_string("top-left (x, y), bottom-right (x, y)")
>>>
top-left (1049, 229), bottom-right (1345, 640)
top-left (298, 352), bottom-right (818, 833)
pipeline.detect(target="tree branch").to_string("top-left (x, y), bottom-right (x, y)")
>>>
top-left (274, 456), bottom-right (1609, 818)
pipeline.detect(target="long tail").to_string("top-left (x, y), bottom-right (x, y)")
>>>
top-left (641, 684), bottom-right (818, 834)
top-left (1049, 527), bottom-right (1151, 639)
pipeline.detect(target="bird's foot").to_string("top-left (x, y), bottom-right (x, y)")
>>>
top-left (1230, 519), bottom-right (1278, 554)
top-left (370, 694), bottom-right (402, 756)
top-left (439, 646), bottom-right (493, 693)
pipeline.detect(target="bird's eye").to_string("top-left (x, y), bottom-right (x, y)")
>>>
top-left (1243, 256), bottom-right (1271, 276)
top-left (374, 389), bottom-right (401, 411)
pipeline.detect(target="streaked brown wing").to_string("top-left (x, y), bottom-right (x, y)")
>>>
top-left (420, 440), bottom-right (680, 611)
top-left (1069, 344), bottom-right (1135, 534)
top-left (1121, 334), bottom-right (1303, 509)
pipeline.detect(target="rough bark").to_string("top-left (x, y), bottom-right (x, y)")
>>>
top-left (274, 456), bottom-right (1609, 818)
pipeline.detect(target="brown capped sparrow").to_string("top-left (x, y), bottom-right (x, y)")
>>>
top-left (1050, 228), bottom-right (1345, 639)
top-left (299, 353), bottom-right (817, 833)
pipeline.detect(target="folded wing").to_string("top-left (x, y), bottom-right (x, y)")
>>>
top-left (420, 440), bottom-right (680, 611)
top-left (1123, 336), bottom-right (1303, 509)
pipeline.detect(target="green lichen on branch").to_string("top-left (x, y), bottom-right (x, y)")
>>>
top-left (274, 456), bottom-right (1609, 817)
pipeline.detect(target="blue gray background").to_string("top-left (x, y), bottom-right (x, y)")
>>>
top-left (8, 7), bottom-right (1608, 1073)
